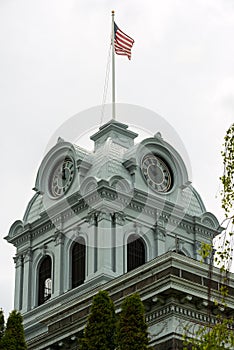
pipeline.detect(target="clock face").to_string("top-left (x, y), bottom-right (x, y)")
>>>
top-left (50, 158), bottom-right (74, 198)
top-left (141, 155), bottom-right (172, 193)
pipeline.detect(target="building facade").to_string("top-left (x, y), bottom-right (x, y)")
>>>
top-left (5, 120), bottom-right (234, 349)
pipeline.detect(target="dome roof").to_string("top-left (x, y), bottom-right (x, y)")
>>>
top-left (22, 120), bottom-right (208, 225)
top-left (180, 185), bottom-right (206, 216)
top-left (23, 193), bottom-right (43, 224)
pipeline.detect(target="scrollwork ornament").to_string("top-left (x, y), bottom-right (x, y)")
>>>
top-left (150, 320), bottom-right (168, 340)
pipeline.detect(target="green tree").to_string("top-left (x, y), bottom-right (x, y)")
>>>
top-left (183, 317), bottom-right (234, 349)
top-left (79, 290), bottom-right (116, 350)
top-left (0, 310), bottom-right (27, 350)
top-left (218, 122), bottom-right (234, 273)
top-left (116, 293), bottom-right (151, 350)
top-left (0, 309), bottom-right (4, 342)
top-left (220, 123), bottom-right (234, 223)
top-left (184, 123), bottom-right (234, 349)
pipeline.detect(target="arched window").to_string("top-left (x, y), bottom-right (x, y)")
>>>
top-left (38, 256), bottom-right (52, 306)
top-left (127, 235), bottom-right (146, 272)
top-left (72, 237), bottom-right (86, 288)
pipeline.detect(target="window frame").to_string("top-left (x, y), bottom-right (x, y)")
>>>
top-left (38, 255), bottom-right (52, 306)
top-left (71, 237), bottom-right (86, 289)
top-left (127, 234), bottom-right (146, 272)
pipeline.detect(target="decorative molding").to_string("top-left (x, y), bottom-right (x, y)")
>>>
top-left (32, 222), bottom-right (53, 239)
top-left (133, 221), bottom-right (142, 235)
top-left (146, 304), bottom-right (216, 325)
top-left (24, 248), bottom-right (33, 263)
top-left (51, 215), bottom-right (63, 231)
top-left (41, 243), bottom-right (48, 256)
top-left (13, 254), bottom-right (24, 268)
top-left (87, 212), bottom-right (98, 226)
top-left (123, 157), bottom-right (137, 175)
top-left (97, 210), bottom-right (112, 222)
top-left (54, 231), bottom-right (65, 246)
top-left (154, 221), bottom-right (166, 241)
top-left (174, 317), bottom-right (187, 334)
top-left (149, 320), bottom-right (168, 340)
top-left (115, 212), bottom-right (126, 226)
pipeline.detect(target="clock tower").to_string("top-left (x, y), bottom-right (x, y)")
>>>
top-left (5, 118), bottom-right (234, 349)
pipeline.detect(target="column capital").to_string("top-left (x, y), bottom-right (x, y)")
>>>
top-left (114, 212), bottom-right (126, 226)
top-left (154, 221), bottom-right (166, 241)
top-left (13, 254), bottom-right (24, 267)
top-left (87, 210), bottom-right (113, 224)
top-left (24, 248), bottom-right (33, 263)
top-left (97, 210), bottom-right (112, 222)
top-left (87, 211), bottom-right (98, 226)
top-left (54, 230), bottom-right (65, 246)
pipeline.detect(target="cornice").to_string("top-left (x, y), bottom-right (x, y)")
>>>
top-left (7, 182), bottom-right (220, 248)
top-left (146, 303), bottom-right (217, 325)
top-left (24, 252), bottom-right (234, 323)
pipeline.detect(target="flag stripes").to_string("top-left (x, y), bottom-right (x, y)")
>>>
top-left (114, 22), bottom-right (134, 60)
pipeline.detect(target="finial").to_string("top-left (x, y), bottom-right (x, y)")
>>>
top-left (57, 136), bottom-right (65, 143)
top-left (154, 132), bottom-right (163, 139)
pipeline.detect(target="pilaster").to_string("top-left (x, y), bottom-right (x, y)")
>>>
top-left (96, 210), bottom-right (115, 277)
top-left (13, 254), bottom-right (24, 310)
top-left (53, 230), bottom-right (65, 297)
top-left (114, 212), bottom-right (126, 275)
top-left (154, 219), bottom-right (166, 257)
top-left (22, 248), bottom-right (33, 313)
top-left (86, 212), bottom-right (98, 279)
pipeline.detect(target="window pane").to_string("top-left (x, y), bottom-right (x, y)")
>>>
top-left (127, 235), bottom-right (145, 272)
top-left (38, 256), bottom-right (52, 305)
top-left (72, 238), bottom-right (85, 288)
top-left (44, 278), bottom-right (52, 300)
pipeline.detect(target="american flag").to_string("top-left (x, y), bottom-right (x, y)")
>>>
top-left (114, 22), bottom-right (134, 60)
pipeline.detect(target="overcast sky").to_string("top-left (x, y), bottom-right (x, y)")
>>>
top-left (0, 0), bottom-right (233, 317)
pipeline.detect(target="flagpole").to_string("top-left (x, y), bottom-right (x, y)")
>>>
top-left (111, 10), bottom-right (116, 120)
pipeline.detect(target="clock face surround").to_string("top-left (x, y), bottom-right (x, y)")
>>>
top-left (141, 154), bottom-right (172, 193)
top-left (50, 158), bottom-right (74, 198)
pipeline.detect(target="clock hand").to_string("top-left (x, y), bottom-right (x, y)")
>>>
top-left (62, 164), bottom-right (66, 180)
